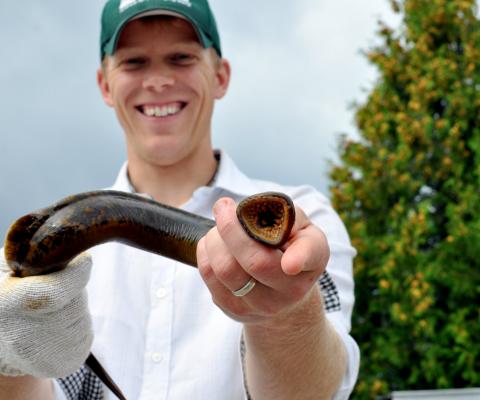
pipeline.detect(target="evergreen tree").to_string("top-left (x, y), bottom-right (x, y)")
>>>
top-left (329, 0), bottom-right (480, 398)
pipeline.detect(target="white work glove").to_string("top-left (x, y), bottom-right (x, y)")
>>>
top-left (0, 251), bottom-right (93, 378)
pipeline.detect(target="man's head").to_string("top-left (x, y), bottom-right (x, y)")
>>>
top-left (100, 0), bottom-right (221, 61)
top-left (96, 0), bottom-right (230, 172)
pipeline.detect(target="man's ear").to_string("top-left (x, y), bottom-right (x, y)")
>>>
top-left (97, 65), bottom-right (114, 107)
top-left (214, 58), bottom-right (231, 100)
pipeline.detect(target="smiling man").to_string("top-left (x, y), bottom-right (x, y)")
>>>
top-left (0, 1), bottom-right (359, 399)
top-left (97, 6), bottom-right (228, 206)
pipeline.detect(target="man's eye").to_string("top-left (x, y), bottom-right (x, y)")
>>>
top-left (170, 54), bottom-right (195, 64)
top-left (125, 57), bottom-right (146, 65)
top-left (117, 57), bottom-right (146, 68)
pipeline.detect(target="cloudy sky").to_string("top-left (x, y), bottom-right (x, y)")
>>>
top-left (0, 1), bottom-right (398, 240)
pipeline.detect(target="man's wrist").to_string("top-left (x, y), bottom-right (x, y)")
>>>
top-left (244, 286), bottom-right (326, 338)
top-left (0, 375), bottom-right (54, 400)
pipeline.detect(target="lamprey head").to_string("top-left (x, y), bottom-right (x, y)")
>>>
top-left (236, 192), bottom-right (295, 247)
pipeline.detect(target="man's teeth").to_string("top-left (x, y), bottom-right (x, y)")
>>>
top-left (142, 104), bottom-right (182, 117)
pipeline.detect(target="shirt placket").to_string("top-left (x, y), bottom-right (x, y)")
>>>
top-left (139, 256), bottom-right (175, 400)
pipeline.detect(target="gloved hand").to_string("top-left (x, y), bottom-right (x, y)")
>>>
top-left (0, 251), bottom-right (93, 378)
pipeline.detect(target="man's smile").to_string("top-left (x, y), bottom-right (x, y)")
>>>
top-left (137, 101), bottom-right (186, 118)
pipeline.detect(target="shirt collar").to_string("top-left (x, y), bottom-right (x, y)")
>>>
top-left (110, 149), bottom-right (258, 199)
top-left (210, 150), bottom-right (258, 197)
top-left (111, 161), bottom-right (135, 193)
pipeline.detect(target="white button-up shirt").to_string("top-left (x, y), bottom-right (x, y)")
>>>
top-left (54, 150), bottom-right (359, 400)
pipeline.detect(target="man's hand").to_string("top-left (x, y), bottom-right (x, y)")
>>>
top-left (0, 252), bottom-right (93, 378)
top-left (197, 197), bottom-right (347, 399)
top-left (196, 197), bottom-right (330, 325)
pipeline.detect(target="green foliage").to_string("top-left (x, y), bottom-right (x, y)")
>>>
top-left (329, 0), bottom-right (480, 398)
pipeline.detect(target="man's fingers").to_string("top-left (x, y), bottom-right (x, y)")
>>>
top-left (198, 230), bottom-right (253, 294)
top-left (198, 198), bottom-right (331, 324)
top-left (281, 225), bottom-right (330, 275)
top-left (212, 198), bottom-right (288, 288)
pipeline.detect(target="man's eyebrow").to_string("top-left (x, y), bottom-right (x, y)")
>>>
top-left (171, 40), bottom-right (203, 50)
top-left (113, 48), bottom-right (140, 59)
top-left (115, 40), bottom-right (202, 54)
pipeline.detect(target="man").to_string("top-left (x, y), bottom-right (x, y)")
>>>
top-left (0, 1), bottom-right (359, 399)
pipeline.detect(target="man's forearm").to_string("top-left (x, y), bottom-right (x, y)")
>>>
top-left (244, 287), bottom-right (347, 400)
top-left (0, 375), bottom-right (54, 400)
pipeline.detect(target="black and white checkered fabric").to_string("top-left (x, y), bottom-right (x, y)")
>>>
top-left (318, 271), bottom-right (341, 312)
top-left (56, 272), bottom-right (341, 400)
top-left (57, 365), bottom-right (104, 400)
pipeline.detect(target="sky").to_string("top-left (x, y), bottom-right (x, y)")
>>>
top-left (0, 1), bottom-right (399, 240)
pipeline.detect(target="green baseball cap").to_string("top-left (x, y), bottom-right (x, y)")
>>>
top-left (100, 0), bottom-right (222, 60)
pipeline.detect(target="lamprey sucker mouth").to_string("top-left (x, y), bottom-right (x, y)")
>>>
top-left (3, 190), bottom-right (295, 400)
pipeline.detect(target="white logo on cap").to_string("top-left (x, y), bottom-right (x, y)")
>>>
top-left (163, 0), bottom-right (192, 6)
top-left (119, 0), bottom-right (191, 12)
top-left (119, 0), bottom-right (143, 12)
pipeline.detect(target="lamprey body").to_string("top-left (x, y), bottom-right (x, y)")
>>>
top-left (5, 191), bottom-right (294, 277)
top-left (3, 190), bottom-right (295, 400)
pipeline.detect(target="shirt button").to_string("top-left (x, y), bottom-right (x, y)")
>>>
top-left (155, 288), bottom-right (167, 299)
top-left (151, 352), bottom-right (163, 363)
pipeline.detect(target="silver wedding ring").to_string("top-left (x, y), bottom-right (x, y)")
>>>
top-left (232, 277), bottom-right (256, 297)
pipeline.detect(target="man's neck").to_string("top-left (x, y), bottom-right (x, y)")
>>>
top-left (126, 150), bottom-right (218, 207)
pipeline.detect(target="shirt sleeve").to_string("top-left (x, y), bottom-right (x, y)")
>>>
top-left (291, 185), bottom-right (361, 399)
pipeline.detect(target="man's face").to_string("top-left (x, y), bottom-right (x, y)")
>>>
top-left (97, 17), bottom-right (230, 168)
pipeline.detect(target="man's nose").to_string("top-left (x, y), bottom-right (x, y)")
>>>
top-left (142, 69), bottom-right (175, 91)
